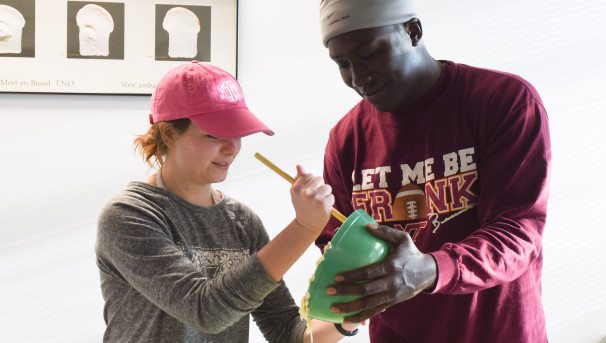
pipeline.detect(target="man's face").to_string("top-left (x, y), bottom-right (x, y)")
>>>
top-left (327, 24), bottom-right (420, 112)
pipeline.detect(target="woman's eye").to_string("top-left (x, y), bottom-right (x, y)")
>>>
top-left (206, 134), bottom-right (218, 140)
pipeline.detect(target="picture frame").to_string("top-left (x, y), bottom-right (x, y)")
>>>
top-left (0, 0), bottom-right (238, 94)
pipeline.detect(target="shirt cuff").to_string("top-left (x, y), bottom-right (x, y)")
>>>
top-left (428, 250), bottom-right (458, 293)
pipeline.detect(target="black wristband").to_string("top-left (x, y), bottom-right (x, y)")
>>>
top-left (334, 323), bottom-right (359, 336)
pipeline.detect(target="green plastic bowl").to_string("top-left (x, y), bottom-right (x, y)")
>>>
top-left (305, 209), bottom-right (389, 323)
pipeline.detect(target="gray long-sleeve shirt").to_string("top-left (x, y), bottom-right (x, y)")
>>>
top-left (96, 182), bottom-right (306, 342)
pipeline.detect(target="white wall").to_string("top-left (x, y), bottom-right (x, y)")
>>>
top-left (1, 0), bottom-right (605, 342)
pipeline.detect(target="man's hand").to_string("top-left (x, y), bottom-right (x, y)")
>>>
top-left (326, 224), bottom-right (437, 322)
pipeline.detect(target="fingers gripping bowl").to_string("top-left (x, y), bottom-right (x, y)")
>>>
top-left (300, 209), bottom-right (390, 323)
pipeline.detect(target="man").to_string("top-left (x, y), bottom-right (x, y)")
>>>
top-left (316, 0), bottom-right (551, 342)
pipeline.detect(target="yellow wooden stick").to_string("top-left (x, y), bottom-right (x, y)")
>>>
top-left (254, 152), bottom-right (347, 223)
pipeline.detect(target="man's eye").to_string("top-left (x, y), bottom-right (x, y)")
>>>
top-left (206, 134), bottom-right (218, 139)
top-left (361, 49), bottom-right (377, 59)
top-left (337, 61), bottom-right (349, 70)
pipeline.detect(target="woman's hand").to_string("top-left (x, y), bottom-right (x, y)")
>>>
top-left (258, 165), bottom-right (335, 282)
top-left (290, 165), bottom-right (334, 235)
top-left (302, 320), bottom-right (366, 343)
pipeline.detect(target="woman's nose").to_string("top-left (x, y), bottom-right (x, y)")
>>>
top-left (221, 138), bottom-right (241, 154)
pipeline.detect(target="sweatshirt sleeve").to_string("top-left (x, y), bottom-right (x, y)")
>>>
top-left (430, 81), bottom-right (551, 294)
top-left (247, 211), bottom-right (307, 343)
top-left (252, 279), bottom-right (307, 343)
top-left (96, 200), bottom-right (280, 334)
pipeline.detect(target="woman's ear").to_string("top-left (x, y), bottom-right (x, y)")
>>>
top-left (158, 123), bottom-right (176, 148)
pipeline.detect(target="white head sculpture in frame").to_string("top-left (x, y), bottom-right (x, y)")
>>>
top-left (0, 5), bottom-right (26, 54)
top-left (163, 7), bottom-right (200, 58)
top-left (76, 4), bottom-right (114, 56)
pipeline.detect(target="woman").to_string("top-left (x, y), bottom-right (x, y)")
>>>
top-left (95, 61), bottom-right (360, 342)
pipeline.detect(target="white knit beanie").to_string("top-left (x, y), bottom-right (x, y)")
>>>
top-left (319, 0), bottom-right (417, 47)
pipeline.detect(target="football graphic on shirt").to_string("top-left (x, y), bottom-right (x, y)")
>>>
top-left (392, 183), bottom-right (428, 221)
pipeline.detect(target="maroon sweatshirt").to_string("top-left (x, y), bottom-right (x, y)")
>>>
top-left (319, 61), bottom-right (551, 343)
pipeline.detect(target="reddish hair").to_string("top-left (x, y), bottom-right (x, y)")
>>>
top-left (133, 118), bottom-right (191, 168)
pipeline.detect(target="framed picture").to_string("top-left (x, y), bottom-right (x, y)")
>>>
top-left (0, 0), bottom-right (238, 94)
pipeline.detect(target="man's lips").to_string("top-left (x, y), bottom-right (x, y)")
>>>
top-left (361, 84), bottom-right (386, 102)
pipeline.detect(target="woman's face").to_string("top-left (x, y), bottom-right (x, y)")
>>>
top-left (166, 122), bottom-right (241, 186)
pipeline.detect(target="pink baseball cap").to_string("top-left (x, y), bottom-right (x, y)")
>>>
top-left (150, 61), bottom-right (274, 139)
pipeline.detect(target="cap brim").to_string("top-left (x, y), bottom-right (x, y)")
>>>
top-left (189, 107), bottom-right (275, 139)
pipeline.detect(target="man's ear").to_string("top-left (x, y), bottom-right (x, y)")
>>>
top-left (407, 18), bottom-right (423, 46)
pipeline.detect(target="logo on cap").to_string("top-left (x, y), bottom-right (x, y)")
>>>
top-left (217, 80), bottom-right (242, 102)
